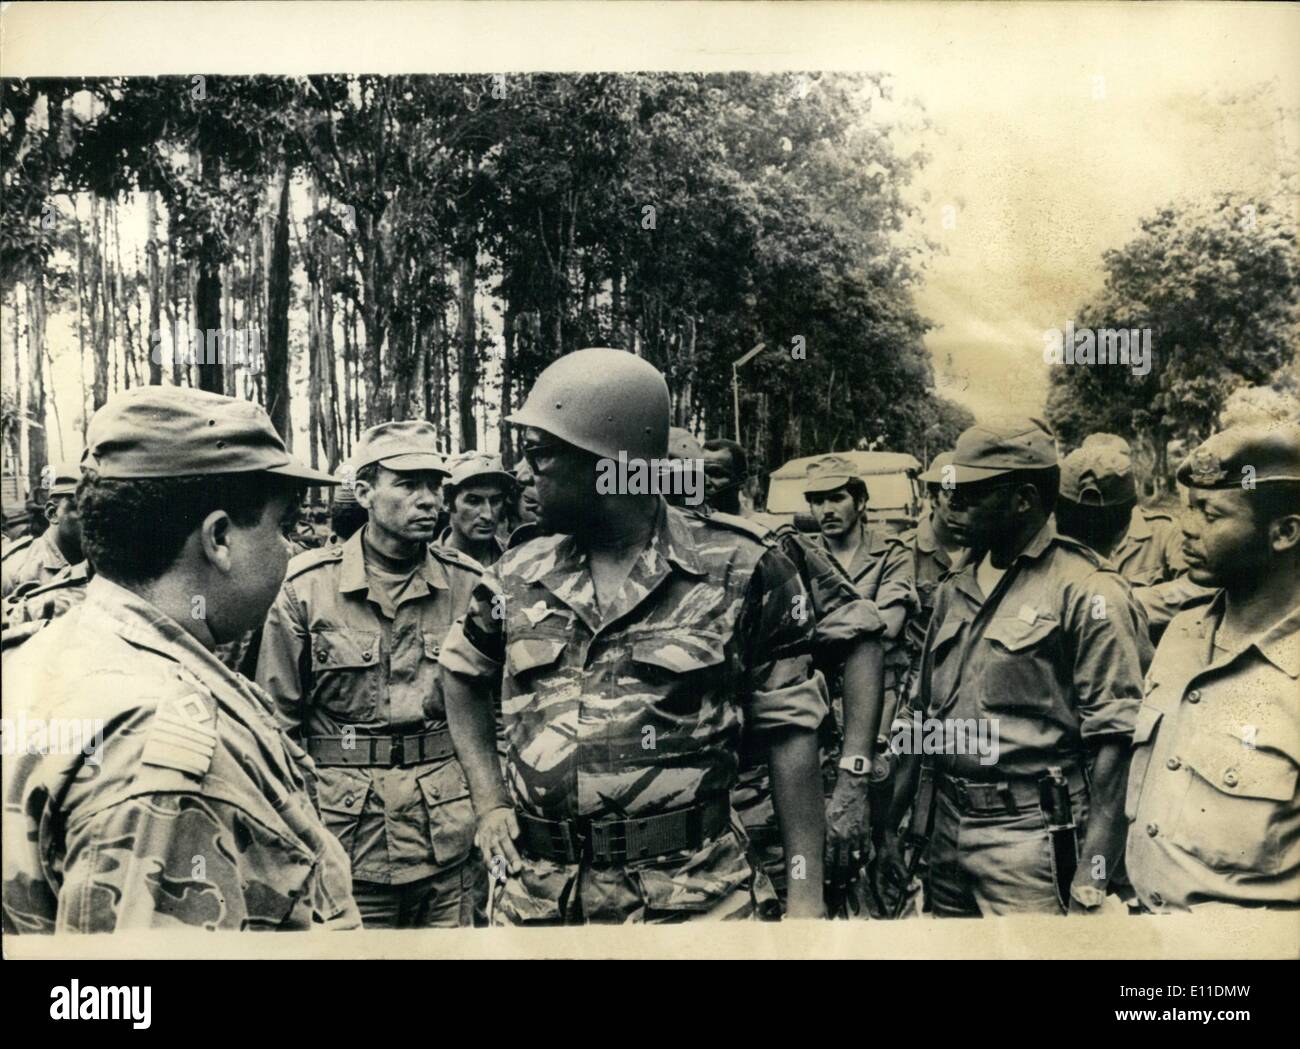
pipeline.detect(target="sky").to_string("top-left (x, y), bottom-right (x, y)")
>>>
top-left (3, 1), bottom-right (1299, 464)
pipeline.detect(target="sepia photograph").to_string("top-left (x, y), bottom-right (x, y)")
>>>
top-left (0, 0), bottom-right (1296, 1012)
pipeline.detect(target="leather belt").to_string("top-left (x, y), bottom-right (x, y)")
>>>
top-left (517, 795), bottom-right (731, 867)
top-left (938, 763), bottom-right (1087, 817)
top-left (307, 728), bottom-right (454, 768)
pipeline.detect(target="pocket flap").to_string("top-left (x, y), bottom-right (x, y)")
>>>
top-left (1183, 733), bottom-right (1299, 802)
top-left (1131, 704), bottom-right (1163, 746)
top-left (315, 768), bottom-right (369, 815)
top-left (310, 629), bottom-right (380, 671)
top-left (983, 615), bottom-right (1057, 652)
top-left (506, 636), bottom-right (568, 676)
top-left (631, 633), bottom-right (726, 674)
top-left (417, 759), bottom-right (472, 808)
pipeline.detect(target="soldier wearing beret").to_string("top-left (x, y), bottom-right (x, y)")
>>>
top-left (1, 463), bottom-right (83, 600)
top-left (439, 452), bottom-right (514, 568)
top-left (2, 387), bottom-right (359, 932)
top-left (1057, 435), bottom-right (1213, 638)
top-left (1125, 425), bottom-right (1300, 911)
top-left (898, 417), bottom-right (1152, 916)
top-left (256, 422), bottom-right (485, 928)
top-left (440, 348), bottom-right (830, 923)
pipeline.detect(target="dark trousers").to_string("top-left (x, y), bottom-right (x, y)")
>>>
top-left (352, 860), bottom-right (484, 929)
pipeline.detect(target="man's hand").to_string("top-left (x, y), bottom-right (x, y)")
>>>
top-left (825, 772), bottom-right (871, 895)
top-left (476, 805), bottom-right (523, 877)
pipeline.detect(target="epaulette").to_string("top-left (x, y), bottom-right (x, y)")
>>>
top-left (429, 543), bottom-right (484, 575)
top-left (138, 688), bottom-right (219, 781)
top-left (283, 543), bottom-right (344, 582)
top-left (699, 510), bottom-right (779, 547)
top-left (1051, 532), bottom-right (1109, 570)
top-left (17, 561), bottom-right (91, 597)
top-left (1138, 506), bottom-right (1175, 523)
top-left (0, 534), bottom-right (34, 561)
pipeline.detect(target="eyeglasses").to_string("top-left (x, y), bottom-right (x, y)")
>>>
top-left (945, 482), bottom-right (1017, 511)
top-left (521, 441), bottom-right (566, 475)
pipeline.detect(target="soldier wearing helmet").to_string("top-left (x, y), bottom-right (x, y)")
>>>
top-left (439, 348), bottom-right (830, 923)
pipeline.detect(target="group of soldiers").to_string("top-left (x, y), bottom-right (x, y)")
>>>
top-left (2, 346), bottom-right (1296, 932)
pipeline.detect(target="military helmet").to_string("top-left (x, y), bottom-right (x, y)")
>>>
top-left (508, 348), bottom-right (670, 461)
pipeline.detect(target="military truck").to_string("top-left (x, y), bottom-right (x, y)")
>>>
top-left (763, 451), bottom-right (923, 536)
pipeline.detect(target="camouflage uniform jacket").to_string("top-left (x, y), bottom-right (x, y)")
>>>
top-left (1112, 506), bottom-right (1214, 633)
top-left (2, 576), bottom-right (360, 933)
top-left (921, 521), bottom-right (1152, 780)
top-left (256, 529), bottom-right (482, 885)
top-left (2, 560), bottom-right (90, 632)
top-left (438, 501), bottom-right (829, 922)
top-left (0, 529), bottom-right (69, 600)
top-left (1126, 594), bottom-right (1300, 911)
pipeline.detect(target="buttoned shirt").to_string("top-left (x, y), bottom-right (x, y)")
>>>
top-left (1126, 594), bottom-right (1300, 911)
top-left (256, 528), bottom-right (482, 885)
top-left (2, 576), bottom-right (359, 932)
top-left (920, 520), bottom-right (1152, 779)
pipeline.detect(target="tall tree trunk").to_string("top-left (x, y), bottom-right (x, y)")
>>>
top-left (265, 165), bottom-right (293, 438)
top-left (74, 201), bottom-right (89, 434)
top-left (163, 239), bottom-right (182, 386)
top-left (500, 304), bottom-right (517, 465)
top-left (26, 278), bottom-right (48, 485)
top-left (195, 145), bottom-right (224, 393)
top-left (456, 245), bottom-right (478, 451)
top-left (90, 199), bottom-right (109, 408)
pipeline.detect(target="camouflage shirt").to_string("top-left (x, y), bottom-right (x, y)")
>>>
top-left (256, 528), bottom-right (482, 885)
top-left (438, 501), bottom-right (828, 922)
top-left (0, 530), bottom-right (69, 600)
top-left (2, 576), bottom-right (360, 933)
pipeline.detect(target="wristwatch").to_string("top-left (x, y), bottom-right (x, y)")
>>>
top-left (1069, 883), bottom-right (1106, 910)
top-left (838, 754), bottom-right (872, 776)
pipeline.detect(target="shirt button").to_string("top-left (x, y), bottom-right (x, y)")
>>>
top-left (1146, 822), bottom-right (1159, 837)
top-left (1166, 757), bottom-right (1181, 771)
top-left (1223, 769), bottom-right (1239, 788)
top-left (428, 787), bottom-right (441, 799)
top-left (1150, 891), bottom-right (1164, 907)
top-left (1187, 690), bottom-right (1201, 704)
top-left (317, 650), bottom-right (329, 662)
top-left (362, 650), bottom-right (373, 662)
top-left (343, 794), bottom-right (355, 807)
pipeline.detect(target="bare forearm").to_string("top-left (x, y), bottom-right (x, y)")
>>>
top-left (444, 670), bottom-right (510, 814)
top-left (839, 636), bottom-right (884, 757)
top-left (1076, 740), bottom-right (1129, 890)
top-left (769, 727), bottom-right (826, 916)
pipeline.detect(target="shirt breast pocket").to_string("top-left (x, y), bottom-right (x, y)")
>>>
top-left (629, 630), bottom-right (727, 719)
top-left (1172, 729), bottom-right (1299, 875)
top-left (978, 615), bottom-right (1060, 712)
top-left (309, 629), bottom-right (381, 721)
top-left (503, 635), bottom-right (570, 718)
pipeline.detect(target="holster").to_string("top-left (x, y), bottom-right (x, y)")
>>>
top-left (1038, 765), bottom-right (1080, 911)
top-left (890, 759), bottom-right (937, 919)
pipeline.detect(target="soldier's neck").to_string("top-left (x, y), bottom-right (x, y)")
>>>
top-left (585, 498), bottom-right (658, 555)
top-left (131, 574), bottom-right (218, 650)
top-left (363, 522), bottom-right (423, 566)
top-left (1222, 566), bottom-right (1300, 640)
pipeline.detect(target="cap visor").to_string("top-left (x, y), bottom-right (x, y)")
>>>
top-left (802, 478), bottom-right (854, 496)
top-left (266, 461), bottom-right (340, 485)
top-left (947, 464), bottom-right (1014, 484)
top-left (378, 453), bottom-right (448, 474)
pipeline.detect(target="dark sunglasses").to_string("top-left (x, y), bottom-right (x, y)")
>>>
top-left (520, 441), bottom-right (567, 473)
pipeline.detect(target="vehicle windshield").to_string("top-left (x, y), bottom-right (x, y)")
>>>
top-left (765, 472), bottom-right (916, 514)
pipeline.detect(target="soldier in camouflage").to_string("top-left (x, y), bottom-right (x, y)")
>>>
top-left (2, 386), bottom-right (359, 933)
top-left (440, 349), bottom-right (830, 923)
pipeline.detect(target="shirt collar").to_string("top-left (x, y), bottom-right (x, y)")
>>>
top-left (1194, 590), bottom-right (1300, 679)
top-left (339, 526), bottom-right (447, 595)
top-left (81, 575), bottom-right (230, 673)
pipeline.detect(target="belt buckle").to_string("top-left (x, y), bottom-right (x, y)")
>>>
top-left (589, 819), bottom-right (628, 867)
top-left (551, 822), bottom-right (585, 864)
top-left (388, 735), bottom-right (406, 768)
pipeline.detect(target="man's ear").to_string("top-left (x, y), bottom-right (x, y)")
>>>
top-left (1268, 513), bottom-right (1300, 555)
top-left (198, 510), bottom-right (235, 573)
top-left (44, 498), bottom-right (60, 524)
top-left (353, 479), bottom-right (374, 511)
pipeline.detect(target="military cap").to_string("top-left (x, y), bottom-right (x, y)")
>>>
top-left (803, 454), bottom-right (861, 497)
top-left (40, 462), bottom-right (81, 498)
top-left (918, 450), bottom-right (956, 485)
top-left (1176, 425), bottom-right (1300, 489)
top-left (1081, 432), bottom-right (1133, 455)
top-left (349, 421), bottom-right (447, 474)
top-left (446, 451), bottom-right (514, 490)
top-left (667, 426), bottom-right (703, 461)
top-left (331, 477), bottom-right (359, 507)
top-left (945, 417), bottom-right (1058, 484)
top-left (1060, 445), bottom-right (1137, 506)
top-left (84, 386), bottom-right (336, 484)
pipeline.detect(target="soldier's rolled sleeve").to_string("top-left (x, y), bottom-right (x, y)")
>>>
top-left (256, 581), bottom-right (310, 739)
top-left (1066, 572), bottom-right (1153, 740)
top-left (873, 541), bottom-right (920, 614)
top-left (740, 547), bottom-right (829, 734)
top-left (437, 571), bottom-right (506, 680)
top-left (813, 597), bottom-right (886, 647)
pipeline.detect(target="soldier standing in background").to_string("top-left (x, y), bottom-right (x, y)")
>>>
top-left (902, 418), bottom-right (1152, 916)
top-left (1057, 435), bottom-right (1213, 638)
top-left (1, 464), bottom-right (83, 599)
top-left (1125, 426), bottom-right (1300, 911)
top-left (440, 348), bottom-right (830, 923)
top-left (257, 422), bottom-right (486, 928)
top-left (2, 386), bottom-right (358, 932)
top-left (439, 452), bottom-right (513, 568)
top-left (328, 477), bottom-right (368, 544)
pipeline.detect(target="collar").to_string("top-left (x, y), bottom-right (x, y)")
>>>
top-left (338, 526), bottom-right (447, 595)
top-left (1191, 590), bottom-right (1300, 680)
top-left (81, 575), bottom-right (231, 673)
top-left (1123, 505), bottom-right (1154, 543)
top-left (38, 528), bottom-right (69, 570)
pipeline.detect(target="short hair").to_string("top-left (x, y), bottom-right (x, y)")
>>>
top-left (354, 463), bottom-right (380, 488)
top-left (703, 438), bottom-right (747, 480)
top-left (445, 476), bottom-right (511, 512)
top-left (1248, 481), bottom-right (1300, 533)
top-left (78, 469), bottom-right (293, 584)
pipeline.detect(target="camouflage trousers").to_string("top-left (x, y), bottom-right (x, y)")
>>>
top-left (488, 820), bottom-right (777, 924)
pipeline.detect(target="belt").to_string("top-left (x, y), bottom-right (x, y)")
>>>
top-left (938, 763), bottom-right (1087, 817)
top-left (517, 795), bottom-right (731, 867)
top-left (306, 728), bottom-right (454, 768)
